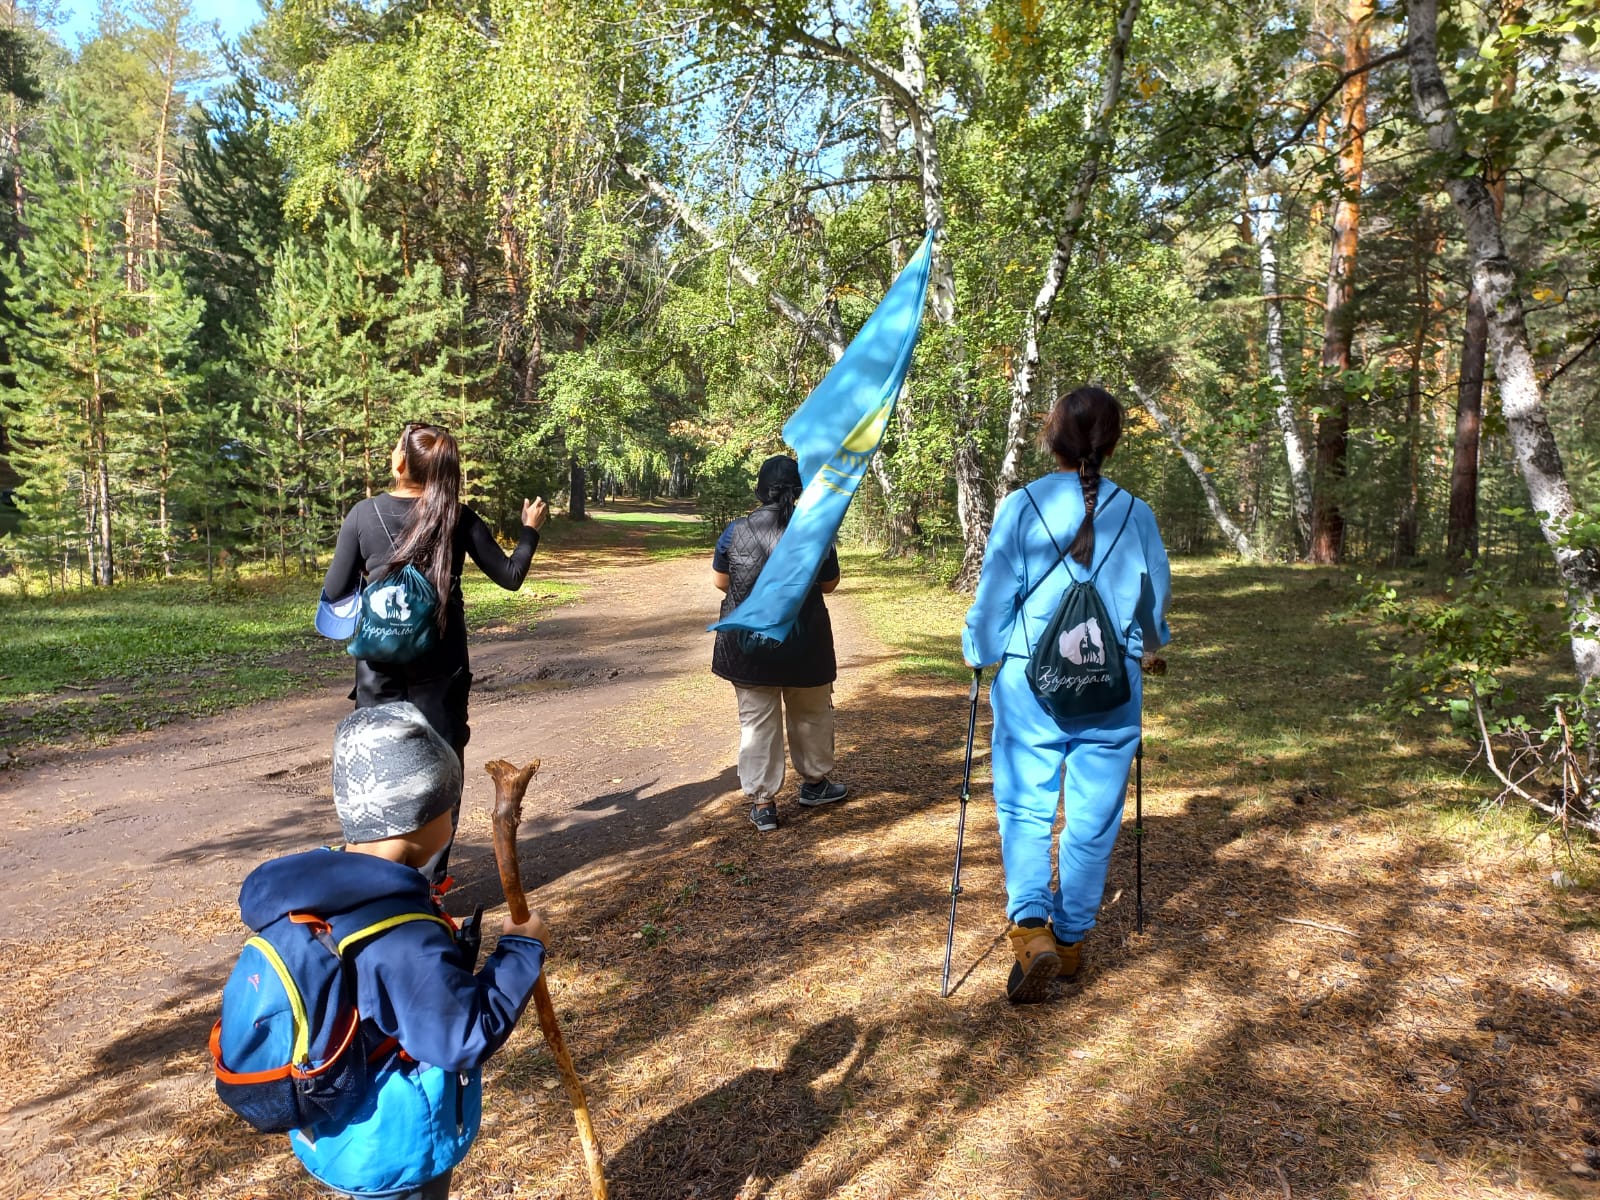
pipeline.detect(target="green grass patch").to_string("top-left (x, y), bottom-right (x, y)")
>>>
top-left (0, 574), bottom-right (338, 705)
top-left (463, 574), bottom-right (581, 626)
top-left (534, 504), bottom-right (710, 559)
top-left (0, 565), bottom-right (577, 758)
top-left (838, 547), bottom-right (971, 680)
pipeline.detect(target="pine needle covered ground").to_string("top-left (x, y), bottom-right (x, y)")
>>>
top-left (7, 541), bottom-right (1599, 1200)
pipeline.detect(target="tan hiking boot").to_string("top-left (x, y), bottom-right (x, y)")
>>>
top-left (1055, 938), bottom-right (1083, 981)
top-left (1005, 923), bottom-right (1060, 1004)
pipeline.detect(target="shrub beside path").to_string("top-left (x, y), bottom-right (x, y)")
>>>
top-left (1, 539), bottom-right (1598, 1199)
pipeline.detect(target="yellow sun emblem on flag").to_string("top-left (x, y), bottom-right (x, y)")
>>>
top-left (816, 402), bottom-right (893, 496)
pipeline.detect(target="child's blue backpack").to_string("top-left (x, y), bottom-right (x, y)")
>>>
top-left (210, 896), bottom-right (451, 1134)
top-left (1019, 485), bottom-right (1136, 723)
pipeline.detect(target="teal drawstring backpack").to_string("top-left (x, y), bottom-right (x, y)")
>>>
top-left (1018, 485), bottom-right (1135, 723)
top-left (345, 506), bottom-right (440, 664)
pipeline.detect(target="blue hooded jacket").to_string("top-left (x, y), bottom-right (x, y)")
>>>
top-left (239, 849), bottom-right (544, 1073)
top-left (238, 848), bottom-right (544, 1195)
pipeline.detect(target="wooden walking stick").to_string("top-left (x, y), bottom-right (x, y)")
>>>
top-left (484, 758), bottom-right (609, 1200)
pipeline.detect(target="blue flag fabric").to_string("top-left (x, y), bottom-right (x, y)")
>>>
top-left (710, 229), bottom-right (935, 642)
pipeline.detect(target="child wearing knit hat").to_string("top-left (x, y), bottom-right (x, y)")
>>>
top-left (230, 702), bottom-right (548, 1199)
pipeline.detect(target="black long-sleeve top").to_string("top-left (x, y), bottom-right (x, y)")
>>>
top-left (323, 494), bottom-right (539, 671)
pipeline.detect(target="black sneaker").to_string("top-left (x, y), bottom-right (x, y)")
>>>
top-left (797, 779), bottom-right (848, 806)
top-left (748, 803), bottom-right (779, 832)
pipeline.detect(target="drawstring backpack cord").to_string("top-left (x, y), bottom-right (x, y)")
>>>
top-left (1015, 485), bottom-right (1134, 652)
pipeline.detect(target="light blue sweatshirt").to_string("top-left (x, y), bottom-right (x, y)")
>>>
top-left (963, 473), bottom-right (1172, 668)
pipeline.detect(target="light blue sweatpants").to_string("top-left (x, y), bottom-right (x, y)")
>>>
top-left (989, 657), bottom-right (1142, 940)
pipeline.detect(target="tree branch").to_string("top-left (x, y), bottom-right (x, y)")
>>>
top-left (617, 157), bottom-right (844, 362)
top-left (1547, 325), bottom-right (1600, 387)
top-left (1246, 45), bottom-right (1408, 168)
top-left (792, 172), bottom-right (918, 194)
top-left (1127, 379), bottom-right (1254, 558)
top-left (727, 4), bottom-right (916, 109)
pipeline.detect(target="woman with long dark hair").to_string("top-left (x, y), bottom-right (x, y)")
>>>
top-left (963, 387), bottom-right (1172, 1003)
top-left (321, 422), bottom-right (548, 766)
top-left (711, 454), bottom-right (846, 833)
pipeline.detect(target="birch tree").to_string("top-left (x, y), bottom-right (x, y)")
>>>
top-left (992, 0), bottom-right (1142, 505)
top-left (1408, 0), bottom-right (1600, 689)
top-left (1251, 197), bottom-right (1313, 549)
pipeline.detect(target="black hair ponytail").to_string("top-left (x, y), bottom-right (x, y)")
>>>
top-left (767, 485), bottom-right (803, 528)
top-left (382, 424), bottom-right (461, 632)
top-left (1067, 458), bottom-right (1103, 568)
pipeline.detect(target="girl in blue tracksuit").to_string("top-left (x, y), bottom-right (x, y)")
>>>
top-left (963, 386), bottom-right (1171, 1004)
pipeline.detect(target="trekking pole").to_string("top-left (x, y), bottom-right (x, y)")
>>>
top-left (486, 759), bottom-right (609, 1200)
top-left (941, 667), bottom-right (982, 999)
top-left (1134, 739), bottom-right (1145, 935)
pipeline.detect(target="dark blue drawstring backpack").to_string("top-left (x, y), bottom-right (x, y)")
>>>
top-left (345, 506), bottom-right (439, 664)
top-left (1018, 485), bottom-right (1135, 723)
top-left (346, 564), bottom-right (439, 663)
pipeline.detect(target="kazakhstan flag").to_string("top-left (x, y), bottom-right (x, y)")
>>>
top-left (710, 228), bottom-right (935, 643)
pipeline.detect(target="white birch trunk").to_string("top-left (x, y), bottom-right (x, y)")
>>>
top-left (1128, 381), bottom-right (1253, 558)
top-left (899, 1), bottom-right (992, 587)
top-left (1253, 201), bottom-right (1314, 546)
top-left (1410, 0), bottom-right (1600, 689)
top-left (993, 0), bottom-right (1142, 503)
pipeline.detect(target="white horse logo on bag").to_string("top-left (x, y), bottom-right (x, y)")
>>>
top-left (1058, 617), bottom-right (1105, 666)
top-left (369, 584), bottom-right (411, 623)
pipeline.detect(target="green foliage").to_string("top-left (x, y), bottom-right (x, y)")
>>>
top-left (1344, 568), bottom-right (1599, 831)
top-left (239, 182), bottom-right (494, 574)
top-left (695, 456), bottom-right (757, 540)
top-left (1345, 568), bottom-right (1555, 730)
top-left (0, 86), bottom-right (200, 587)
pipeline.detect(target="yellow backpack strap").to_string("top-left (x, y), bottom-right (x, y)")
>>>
top-left (337, 911), bottom-right (452, 956)
top-left (245, 934), bottom-right (314, 1066)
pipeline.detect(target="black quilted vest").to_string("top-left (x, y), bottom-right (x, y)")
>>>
top-left (711, 505), bottom-right (837, 689)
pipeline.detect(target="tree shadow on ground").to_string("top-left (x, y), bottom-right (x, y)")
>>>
top-left (445, 766), bottom-right (741, 917)
top-left (605, 1016), bottom-right (878, 1200)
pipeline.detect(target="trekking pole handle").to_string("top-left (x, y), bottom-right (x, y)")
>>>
top-left (959, 667), bottom-right (981, 803)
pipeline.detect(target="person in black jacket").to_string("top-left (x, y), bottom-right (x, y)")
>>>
top-left (711, 455), bottom-right (847, 833)
top-left (321, 421), bottom-right (547, 783)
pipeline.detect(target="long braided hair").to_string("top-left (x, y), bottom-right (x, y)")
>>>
top-left (380, 423), bottom-right (460, 633)
top-left (1040, 386), bottom-right (1124, 568)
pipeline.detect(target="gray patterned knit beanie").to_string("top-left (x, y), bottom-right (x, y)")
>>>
top-left (331, 702), bottom-right (461, 844)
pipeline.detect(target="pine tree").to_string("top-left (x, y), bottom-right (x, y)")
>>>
top-left (322, 180), bottom-right (406, 501)
top-left (245, 236), bottom-right (336, 575)
top-left (122, 256), bottom-right (201, 576)
top-left (1, 89), bottom-right (148, 586)
top-left (173, 76), bottom-right (291, 579)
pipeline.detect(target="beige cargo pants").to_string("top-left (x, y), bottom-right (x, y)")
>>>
top-left (733, 684), bottom-right (835, 803)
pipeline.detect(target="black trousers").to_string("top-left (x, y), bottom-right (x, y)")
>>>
top-left (350, 659), bottom-right (472, 881)
top-left (351, 659), bottom-right (472, 762)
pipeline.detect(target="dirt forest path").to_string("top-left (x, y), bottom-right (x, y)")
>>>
top-left (0, 526), bottom-right (895, 1195)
